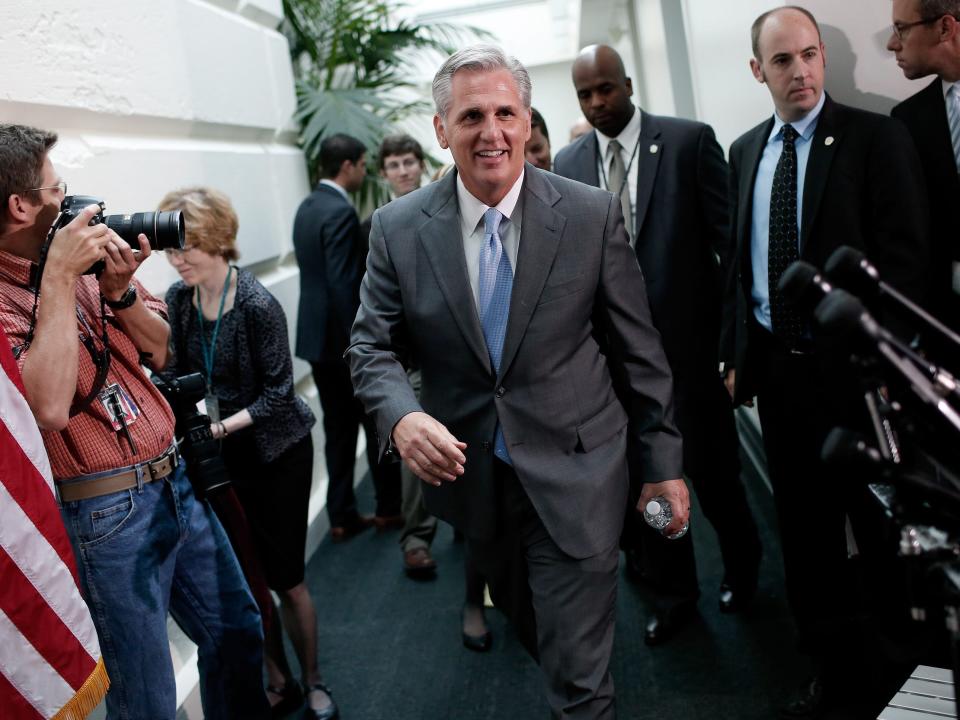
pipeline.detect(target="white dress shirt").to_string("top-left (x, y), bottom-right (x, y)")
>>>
top-left (595, 107), bottom-right (642, 234)
top-left (458, 170), bottom-right (525, 311)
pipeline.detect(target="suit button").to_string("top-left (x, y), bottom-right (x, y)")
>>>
top-left (495, 387), bottom-right (505, 398)
top-left (481, 441), bottom-right (491, 451)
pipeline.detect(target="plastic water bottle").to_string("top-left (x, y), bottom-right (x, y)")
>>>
top-left (643, 495), bottom-right (689, 540)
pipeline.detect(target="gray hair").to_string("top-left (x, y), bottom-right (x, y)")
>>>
top-left (918, 0), bottom-right (960, 18)
top-left (432, 44), bottom-right (532, 120)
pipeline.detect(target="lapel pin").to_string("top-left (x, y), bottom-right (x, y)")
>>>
top-left (650, 144), bottom-right (659, 154)
top-left (825, 136), bottom-right (835, 146)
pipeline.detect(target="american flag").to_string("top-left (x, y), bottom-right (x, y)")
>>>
top-left (0, 327), bottom-right (109, 719)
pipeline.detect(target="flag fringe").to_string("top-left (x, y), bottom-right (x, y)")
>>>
top-left (51, 657), bottom-right (109, 720)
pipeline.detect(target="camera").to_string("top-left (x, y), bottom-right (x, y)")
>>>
top-left (151, 372), bottom-right (231, 497)
top-left (54, 195), bottom-right (185, 275)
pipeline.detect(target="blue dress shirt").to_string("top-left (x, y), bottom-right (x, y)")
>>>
top-left (750, 91), bottom-right (826, 330)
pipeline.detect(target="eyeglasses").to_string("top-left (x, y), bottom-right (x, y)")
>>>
top-left (26, 181), bottom-right (67, 195)
top-left (891, 16), bottom-right (942, 40)
top-left (163, 245), bottom-right (197, 257)
top-left (383, 158), bottom-right (421, 172)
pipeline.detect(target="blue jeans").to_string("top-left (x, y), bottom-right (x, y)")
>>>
top-left (60, 461), bottom-right (269, 719)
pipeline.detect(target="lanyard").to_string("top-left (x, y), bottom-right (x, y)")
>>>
top-left (597, 135), bottom-right (641, 198)
top-left (196, 266), bottom-right (232, 385)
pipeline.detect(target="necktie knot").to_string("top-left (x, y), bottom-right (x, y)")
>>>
top-left (483, 207), bottom-right (503, 237)
top-left (781, 124), bottom-right (798, 145)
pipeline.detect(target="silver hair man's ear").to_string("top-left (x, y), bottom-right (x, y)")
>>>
top-left (431, 44), bottom-right (533, 120)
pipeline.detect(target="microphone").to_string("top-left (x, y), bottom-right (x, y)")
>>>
top-left (778, 261), bottom-right (833, 314)
top-left (825, 246), bottom-right (960, 351)
top-left (815, 290), bottom-right (960, 432)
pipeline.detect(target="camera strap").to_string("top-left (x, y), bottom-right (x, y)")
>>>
top-left (70, 298), bottom-right (112, 417)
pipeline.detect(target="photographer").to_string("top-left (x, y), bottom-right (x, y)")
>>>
top-left (158, 187), bottom-right (337, 720)
top-left (0, 125), bottom-right (268, 720)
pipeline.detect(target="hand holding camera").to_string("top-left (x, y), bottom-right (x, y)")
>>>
top-left (100, 232), bottom-right (152, 303)
top-left (45, 203), bottom-right (112, 280)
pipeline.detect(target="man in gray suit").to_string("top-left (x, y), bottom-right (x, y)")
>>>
top-left (348, 45), bottom-right (688, 719)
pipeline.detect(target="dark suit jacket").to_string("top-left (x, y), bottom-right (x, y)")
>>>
top-left (892, 78), bottom-right (960, 329)
top-left (724, 95), bottom-right (930, 405)
top-left (292, 183), bottom-right (365, 363)
top-left (553, 109), bottom-right (730, 385)
top-left (347, 164), bottom-right (683, 559)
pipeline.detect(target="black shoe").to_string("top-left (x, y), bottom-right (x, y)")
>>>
top-left (462, 606), bottom-right (492, 652)
top-left (267, 679), bottom-right (304, 718)
top-left (303, 682), bottom-right (339, 720)
top-left (644, 596), bottom-right (698, 646)
top-left (778, 676), bottom-right (828, 719)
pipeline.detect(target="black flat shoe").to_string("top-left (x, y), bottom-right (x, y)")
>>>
top-left (267, 679), bottom-right (303, 719)
top-left (303, 682), bottom-right (339, 720)
top-left (461, 606), bottom-right (492, 652)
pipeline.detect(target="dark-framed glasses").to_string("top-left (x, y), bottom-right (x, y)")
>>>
top-left (26, 181), bottom-right (67, 195)
top-left (892, 16), bottom-right (943, 39)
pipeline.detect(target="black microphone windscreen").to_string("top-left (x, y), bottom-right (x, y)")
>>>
top-left (825, 246), bottom-right (878, 297)
top-left (778, 261), bottom-right (827, 313)
top-left (814, 289), bottom-right (869, 339)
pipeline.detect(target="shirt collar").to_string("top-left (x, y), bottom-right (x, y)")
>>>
top-left (319, 178), bottom-right (350, 201)
top-left (457, 169), bottom-right (525, 237)
top-left (0, 249), bottom-right (37, 288)
top-left (769, 90), bottom-right (826, 142)
top-left (595, 106), bottom-right (642, 161)
top-left (942, 78), bottom-right (960, 99)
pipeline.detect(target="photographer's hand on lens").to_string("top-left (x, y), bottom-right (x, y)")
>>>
top-left (100, 233), bottom-right (151, 302)
top-left (637, 477), bottom-right (691, 537)
top-left (46, 204), bottom-right (112, 278)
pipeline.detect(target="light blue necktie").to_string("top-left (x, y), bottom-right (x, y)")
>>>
top-left (947, 84), bottom-right (960, 173)
top-left (478, 207), bottom-right (514, 465)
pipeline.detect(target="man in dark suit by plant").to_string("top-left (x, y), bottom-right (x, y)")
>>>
top-left (553, 44), bottom-right (762, 647)
top-left (724, 7), bottom-right (928, 716)
top-left (888, 0), bottom-right (960, 336)
top-left (293, 133), bottom-right (401, 541)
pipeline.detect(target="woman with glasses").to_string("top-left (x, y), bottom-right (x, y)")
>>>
top-left (158, 187), bottom-right (338, 720)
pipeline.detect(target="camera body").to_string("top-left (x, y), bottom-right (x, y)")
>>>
top-left (55, 195), bottom-right (185, 274)
top-left (152, 372), bottom-right (231, 497)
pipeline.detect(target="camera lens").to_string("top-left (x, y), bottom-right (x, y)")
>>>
top-left (104, 210), bottom-right (184, 251)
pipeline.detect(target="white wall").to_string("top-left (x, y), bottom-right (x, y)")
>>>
top-left (0, 2), bottom-right (314, 716)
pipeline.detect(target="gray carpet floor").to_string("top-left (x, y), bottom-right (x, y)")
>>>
top-left (297, 463), bottom-right (815, 720)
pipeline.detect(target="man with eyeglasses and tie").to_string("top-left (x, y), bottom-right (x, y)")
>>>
top-left (0, 124), bottom-right (268, 719)
top-left (888, 0), bottom-right (960, 342)
top-left (723, 7), bottom-right (929, 717)
top-left (348, 45), bottom-right (688, 718)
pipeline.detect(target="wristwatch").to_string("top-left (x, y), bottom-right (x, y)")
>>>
top-left (105, 284), bottom-right (137, 310)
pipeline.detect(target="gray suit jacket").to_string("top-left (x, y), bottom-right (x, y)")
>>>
top-left (347, 164), bottom-right (682, 559)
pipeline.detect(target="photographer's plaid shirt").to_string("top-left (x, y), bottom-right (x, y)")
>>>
top-left (0, 249), bottom-right (174, 479)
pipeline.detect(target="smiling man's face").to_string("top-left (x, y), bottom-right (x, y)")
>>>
top-left (434, 68), bottom-right (531, 206)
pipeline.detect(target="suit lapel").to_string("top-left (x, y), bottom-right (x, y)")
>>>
top-left (497, 167), bottom-right (565, 383)
top-left (800, 95), bottom-right (841, 253)
top-left (573, 133), bottom-right (601, 186)
top-left (737, 118), bottom-right (773, 274)
top-left (634, 110), bottom-right (662, 237)
top-left (417, 172), bottom-right (492, 374)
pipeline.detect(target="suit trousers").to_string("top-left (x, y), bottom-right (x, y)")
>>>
top-left (468, 460), bottom-right (619, 720)
top-left (623, 372), bottom-right (761, 603)
top-left (311, 358), bottom-right (401, 526)
top-left (751, 324), bottom-right (865, 667)
top-left (399, 369), bottom-right (438, 552)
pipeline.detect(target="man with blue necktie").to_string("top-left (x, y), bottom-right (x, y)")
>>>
top-left (348, 45), bottom-right (688, 719)
top-left (724, 7), bottom-right (929, 717)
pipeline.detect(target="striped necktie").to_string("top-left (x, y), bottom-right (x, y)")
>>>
top-left (947, 84), bottom-right (960, 173)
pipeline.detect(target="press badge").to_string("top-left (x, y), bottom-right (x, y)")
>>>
top-left (98, 383), bottom-right (141, 431)
top-left (203, 393), bottom-right (221, 422)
